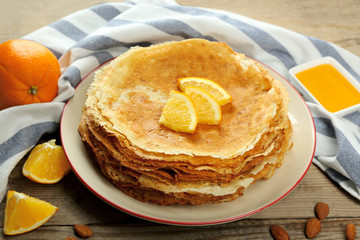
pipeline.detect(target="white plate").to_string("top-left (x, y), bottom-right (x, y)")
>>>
top-left (60, 58), bottom-right (316, 226)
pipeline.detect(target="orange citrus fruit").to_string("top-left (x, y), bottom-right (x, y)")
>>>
top-left (0, 39), bottom-right (60, 110)
top-left (185, 86), bottom-right (222, 125)
top-left (22, 139), bottom-right (71, 184)
top-left (159, 90), bottom-right (198, 133)
top-left (3, 190), bottom-right (58, 235)
top-left (177, 77), bottom-right (232, 106)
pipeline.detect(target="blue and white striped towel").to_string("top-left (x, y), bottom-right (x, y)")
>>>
top-left (1, 0), bottom-right (359, 203)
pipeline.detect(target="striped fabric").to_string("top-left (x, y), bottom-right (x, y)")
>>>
top-left (1, 0), bottom-right (359, 202)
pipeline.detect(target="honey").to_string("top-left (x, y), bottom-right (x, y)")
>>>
top-left (295, 63), bottom-right (360, 113)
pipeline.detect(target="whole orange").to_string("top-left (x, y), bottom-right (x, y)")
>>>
top-left (0, 39), bottom-right (60, 110)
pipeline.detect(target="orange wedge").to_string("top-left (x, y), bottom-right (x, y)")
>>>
top-left (177, 77), bottom-right (232, 106)
top-left (22, 139), bottom-right (71, 184)
top-left (185, 86), bottom-right (222, 125)
top-left (159, 90), bottom-right (198, 133)
top-left (3, 190), bottom-right (58, 235)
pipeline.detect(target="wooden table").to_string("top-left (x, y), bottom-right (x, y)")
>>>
top-left (1, 0), bottom-right (359, 239)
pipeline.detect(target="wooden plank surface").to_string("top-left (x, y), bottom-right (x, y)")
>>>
top-left (2, 0), bottom-right (360, 56)
top-left (1, 0), bottom-right (360, 239)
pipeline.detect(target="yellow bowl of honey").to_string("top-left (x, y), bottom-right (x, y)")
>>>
top-left (289, 57), bottom-right (360, 116)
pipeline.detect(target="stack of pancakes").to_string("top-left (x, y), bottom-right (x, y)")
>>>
top-left (78, 39), bottom-right (292, 205)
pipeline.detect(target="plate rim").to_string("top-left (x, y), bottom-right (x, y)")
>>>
top-left (60, 56), bottom-right (316, 226)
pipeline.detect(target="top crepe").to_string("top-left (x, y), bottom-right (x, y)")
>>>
top-left (84, 39), bottom-right (287, 159)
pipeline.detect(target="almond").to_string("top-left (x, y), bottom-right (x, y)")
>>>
top-left (270, 225), bottom-right (290, 240)
top-left (74, 224), bottom-right (93, 238)
top-left (315, 202), bottom-right (330, 220)
top-left (346, 223), bottom-right (356, 240)
top-left (306, 217), bottom-right (321, 239)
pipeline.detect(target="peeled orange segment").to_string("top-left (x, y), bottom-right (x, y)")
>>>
top-left (159, 90), bottom-right (198, 133)
top-left (177, 77), bottom-right (232, 106)
top-left (185, 86), bottom-right (222, 125)
top-left (22, 139), bottom-right (71, 184)
top-left (3, 190), bottom-right (58, 235)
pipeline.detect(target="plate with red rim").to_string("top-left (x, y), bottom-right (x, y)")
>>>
top-left (60, 57), bottom-right (316, 226)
